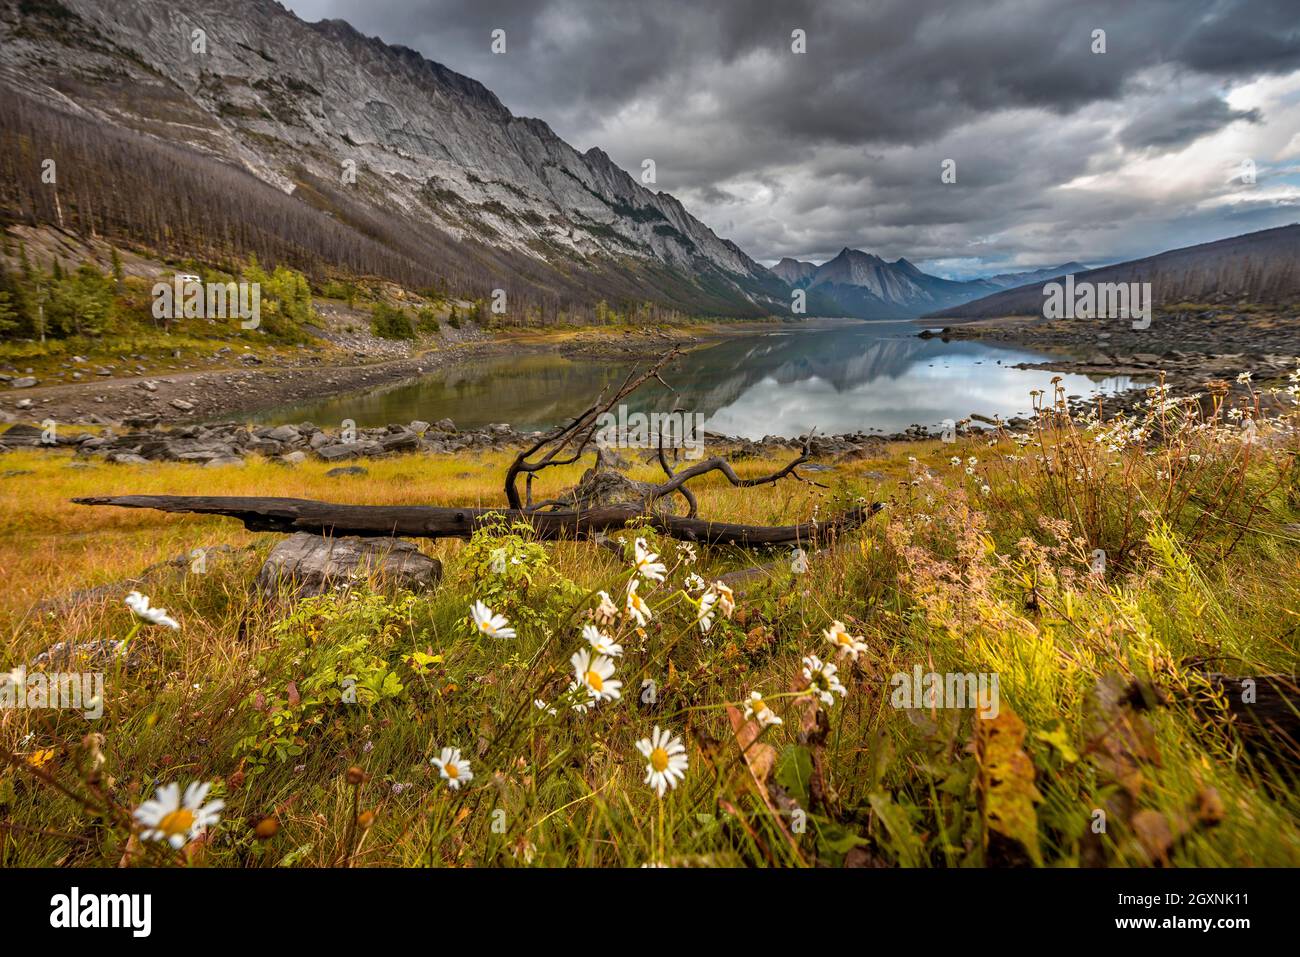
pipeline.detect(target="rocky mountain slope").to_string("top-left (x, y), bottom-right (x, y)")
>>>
top-left (770, 248), bottom-right (993, 318)
top-left (0, 0), bottom-right (786, 318)
top-left (928, 225), bottom-right (1300, 320)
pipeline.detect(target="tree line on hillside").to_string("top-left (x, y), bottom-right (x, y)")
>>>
top-left (0, 244), bottom-right (314, 344)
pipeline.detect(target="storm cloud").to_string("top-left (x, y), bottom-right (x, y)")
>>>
top-left (283, 0), bottom-right (1300, 277)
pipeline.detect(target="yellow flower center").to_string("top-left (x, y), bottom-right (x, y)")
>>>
top-left (445, 762), bottom-right (460, 779)
top-left (752, 696), bottom-right (766, 712)
top-left (586, 670), bottom-right (603, 692)
top-left (158, 808), bottom-right (195, 839)
top-left (650, 747), bottom-right (670, 773)
top-left (836, 633), bottom-right (851, 646)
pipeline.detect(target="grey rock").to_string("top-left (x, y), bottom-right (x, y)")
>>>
top-left (170, 399), bottom-right (195, 412)
top-left (326, 465), bottom-right (368, 477)
top-left (266, 424), bottom-right (302, 443)
top-left (256, 532), bottom-right (441, 598)
top-left (316, 443), bottom-right (359, 461)
top-left (10, 376), bottom-right (37, 389)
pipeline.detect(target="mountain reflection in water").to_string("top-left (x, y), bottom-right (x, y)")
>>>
top-left (255, 321), bottom-right (1144, 438)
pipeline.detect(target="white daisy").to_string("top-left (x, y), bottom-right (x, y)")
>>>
top-left (133, 781), bottom-right (223, 849)
top-left (802, 654), bottom-right (847, 707)
top-left (582, 623), bottom-right (623, 657)
top-left (571, 648), bottom-right (622, 705)
top-left (823, 620), bottom-right (868, 661)
top-left (635, 725), bottom-right (689, 798)
top-left (697, 589), bottom-right (718, 633)
top-left (743, 691), bottom-right (783, 728)
top-left (470, 600), bottom-right (516, 640)
top-left (684, 572), bottom-right (707, 592)
top-left (633, 538), bottom-right (667, 582)
top-left (534, 699), bottom-right (558, 716)
top-left (124, 591), bottom-right (179, 630)
top-left (431, 747), bottom-right (473, 790)
top-left (626, 578), bottom-right (652, 627)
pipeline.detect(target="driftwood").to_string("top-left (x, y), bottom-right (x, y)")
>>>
top-left (70, 495), bottom-right (880, 547)
top-left (73, 351), bottom-right (880, 547)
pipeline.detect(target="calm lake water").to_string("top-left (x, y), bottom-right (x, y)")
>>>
top-left (255, 320), bottom-right (1144, 438)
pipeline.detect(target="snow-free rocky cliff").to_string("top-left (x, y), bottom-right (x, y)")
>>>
top-left (0, 0), bottom-right (785, 314)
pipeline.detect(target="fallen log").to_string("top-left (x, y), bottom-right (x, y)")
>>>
top-left (72, 495), bottom-right (882, 548)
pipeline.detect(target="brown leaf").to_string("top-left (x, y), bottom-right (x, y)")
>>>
top-left (976, 707), bottom-right (1043, 866)
top-left (285, 681), bottom-right (301, 708)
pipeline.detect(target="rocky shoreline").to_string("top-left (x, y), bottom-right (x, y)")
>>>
top-left (0, 416), bottom-right (936, 467)
top-left (923, 308), bottom-right (1300, 386)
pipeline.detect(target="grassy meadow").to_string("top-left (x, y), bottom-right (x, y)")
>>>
top-left (1, 376), bottom-right (1299, 868)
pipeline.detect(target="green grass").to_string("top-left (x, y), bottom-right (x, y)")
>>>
top-left (1, 379), bottom-right (1298, 867)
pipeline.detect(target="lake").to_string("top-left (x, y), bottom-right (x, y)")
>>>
top-left (254, 320), bottom-right (1144, 438)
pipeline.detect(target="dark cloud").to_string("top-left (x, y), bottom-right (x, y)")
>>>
top-left (283, 0), bottom-right (1300, 275)
top-left (1120, 97), bottom-right (1262, 150)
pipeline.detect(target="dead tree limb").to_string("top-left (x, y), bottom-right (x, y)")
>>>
top-left (71, 496), bottom-right (882, 547)
top-left (504, 350), bottom-right (681, 511)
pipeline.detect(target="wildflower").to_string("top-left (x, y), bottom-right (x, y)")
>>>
top-left (635, 725), bottom-right (689, 797)
top-left (571, 649), bottom-right (622, 705)
top-left (980, 484), bottom-right (991, 496)
top-left (743, 691), bottom-right (783, 728)
top-left (965, 467), bottom-right (974, 476)
top-left (124, 591), bottom-right (179, 630)
top-left (677, 542), bottom-right (697, 564)
top-left (950, 456), bottom-right (961, 466)
top-left (470, 600), bottom-right (516, 639)
top-left (534, 699), bottom-right (558, 716)
top-left (626, 578), bottom-right (652, 627)
top-left (1236, 371), bottom-right (1252, 384)
top-left (697, 589), bottom-right (718, 633)
top-left (593, 590), bottom-right (618, 625)
top-left (684, 572), bottom-right (706, 592)
top-left (431, 747), bottom-right (473, 790)
top-left (134, 781), bottom-right (224, 849)
top-left (582, 623), bottom-right (623, 657)
top-left (823, 620), bottom-right (867, 661)
top-left (709, 581), bottom-right (734, 619)
top-left (634, 538), bottom-right (667, 582)
top-left (967, 456), bottom-right (978, 466)
top-left (802, 654), bottom-right (847, 707)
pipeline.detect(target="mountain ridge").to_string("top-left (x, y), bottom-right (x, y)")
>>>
top-left (0, 0), bottom-right (787, 318)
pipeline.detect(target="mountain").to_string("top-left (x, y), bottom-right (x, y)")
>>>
top-left (770, 257), bottom-right (818, 285)
top-left (984, 262), bottom-right (1090, 288)
top-left (775, 247), bottom-right (999, 319)
top-left (0, 0), bottom-right (787, 319)
top-left (926, 225), bottom-right (1300, 320)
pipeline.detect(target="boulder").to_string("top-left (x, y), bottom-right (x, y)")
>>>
top-left (10, 377), bottom-right (37, 389)
top-left (256, 532), bottom-right (441, 598)
top-left (266, 424), bottom-right (302, 443)
top-left (316, 443), bottom-right (359, 461)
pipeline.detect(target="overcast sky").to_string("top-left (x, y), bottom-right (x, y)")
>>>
top-left (281, 0), bottom-right (1300, 278)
